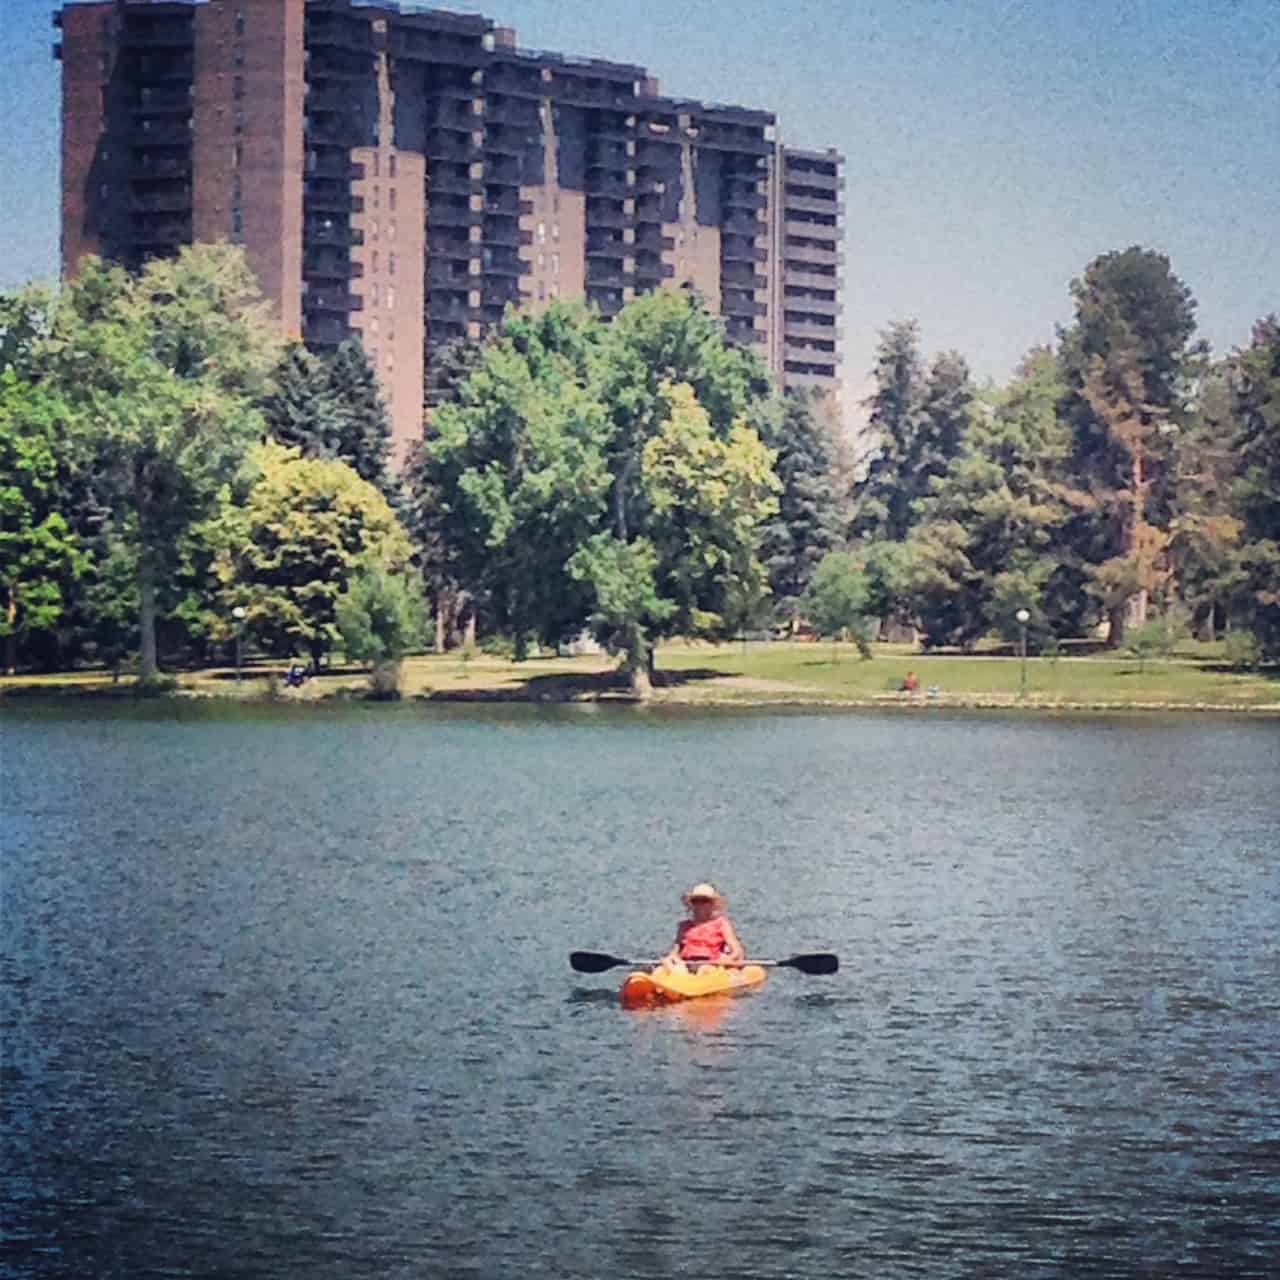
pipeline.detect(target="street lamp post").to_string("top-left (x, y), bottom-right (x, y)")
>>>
top-left (1015, 608), bottom-right (1030, 699)
top-left (232, 606), bottom-right (246, 683)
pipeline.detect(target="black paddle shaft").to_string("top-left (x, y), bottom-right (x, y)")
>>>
top-left (569, 950), bottom-right (838, 975)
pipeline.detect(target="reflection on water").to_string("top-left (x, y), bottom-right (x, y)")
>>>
top-left (2, 701), bottom-right (1278, 1279)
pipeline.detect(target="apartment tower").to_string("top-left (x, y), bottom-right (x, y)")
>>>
top-left (56, 0), bottom-right (845, 453)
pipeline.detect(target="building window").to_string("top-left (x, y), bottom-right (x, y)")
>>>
top-left (372, 251), bottom-right (379, 272)
top-left (386, 286), bottom-right (395, 309)
top-left (537, 221), bottom-right (545, 243)
top-left (370, 317), bottom-right (380, 336)
top-left (388, 253), bottom-right (396, 276)
top-left (234, 77), bottom-right (244, 101)
top-left (373, 154), bottom-right (380, 178)
top-left (371, 283), bottom-right (379, 306)
top-left (388, 155), bottom-right (397, 179)
top-left (373, 186), bottom-right (380, 208)
top-left (388, 221), bottom-right (396, 239)
top-left (389, 188), bottom-right (396, 212)
top-left (369, 219), bottom-right (379, 239)
top-left (235, 11), bottom-right (246, 36)
top-left (551, 253), bottom-right (559, 275)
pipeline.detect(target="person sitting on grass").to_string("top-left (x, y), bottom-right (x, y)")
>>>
top-left (901, 671), bottom-right (920, 692)
top-left (658, 882), bottom-right (746, 969)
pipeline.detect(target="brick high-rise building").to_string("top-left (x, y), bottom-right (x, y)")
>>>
top-left (55, 0), bottom-right (845, 454)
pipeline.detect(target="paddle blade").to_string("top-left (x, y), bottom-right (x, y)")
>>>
top-left (569, 950), bottom-right (631, 974)
top-left (780, 952), bottom-right (839, 975)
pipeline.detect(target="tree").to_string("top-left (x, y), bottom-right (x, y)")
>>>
top-left (853, 320), bottom-right (925, 542)
top-left (0, 373), bottom-right (85, 672)
top-left (800, 551), bottom-right (873, 659)
top-left (208, 441), bottom-right (412, 667)
top-left (1058, 247), bottom-right (1204, 645)
top-left (260, 342), bottom-right (345, 457)
top-left (45, 246), bottom-right (280, 679)
top-left (421, 292), bottom-right (779, 695)
top-left (756, 390), bottom-right (846, 622)
top-left (903, 348), bottom-right (1070, 648)
top-left (327, 338), bottom-right (393, 495)
top-left (336, 564), bottom-right (428, 666)
top-left (1230, 316), bottom-right (1280, 658)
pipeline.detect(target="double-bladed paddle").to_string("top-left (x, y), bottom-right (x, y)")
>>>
top-left (569, 950), bottom-right (839, 975)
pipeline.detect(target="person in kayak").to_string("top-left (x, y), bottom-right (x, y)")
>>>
top-left (658, 882), bottom-right (746, 968)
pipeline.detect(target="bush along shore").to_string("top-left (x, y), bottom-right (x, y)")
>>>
top-left (3, 642), bottom-right (1277, 715)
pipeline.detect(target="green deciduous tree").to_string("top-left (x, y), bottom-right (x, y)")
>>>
top-left (45, 246), bottom-right (280, 678)
top-left (208, 441), bottom-right (411, 667)
top-left (0, 372), bottom-right (85, 672)
top-left (800, 551), bottom-right (873, 659)
top-left (421, 292), bottom-right (779, 695)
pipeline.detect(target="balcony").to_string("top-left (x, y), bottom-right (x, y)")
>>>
top-left (721, 292), bottom-right (767, 319)
top-left (305, 180), bottom-right (362, 213)
top-left (425, 129), bottom-right (480, 162)
top-left (586, 232), bottom-right (627, 257)
top-left (427, 169), bottom-right (475, 197)
top-left (307, 49), bottom-right (375, 81)
top-left (724, 187), bottom-right (767, 213)
top-left (306, 16), bottom-right (375, 52)
top-left (634, 227), bottom-right (674, 253)
top-left (120, 24), bottom-right (193, 50)
top-left (484, 97), bottom-right (538, 128)
top-left (133, 121), bottom-right (192, 147)
top-left (481, 188), bottom-right (521, 215)
top-left (722, 213), bottom-right (766, 238)
top-left (129, 151), bottom-right (192, 179)
top-left (427, 257), bottom-right (475, 287)
top-left (784, 319), bottom-right (839, 344)
top-left (784, 358), bottom-right (838, 379)
top-left (131, 52), bottom-right (194, 82)
top-left (588, 288), bottom-right (626, 317)
top-left (305, 221), bottom-right (363, 248)
top-left (130, 87), bottom-right (191, 115)
top-left (692, 124), bottom-right (772, 155)
top-left (482, 160), bottom-right (519, 189)
top-left (304, 289), bottom-right (362, 315)
top-left (585, 202), bottom-right (629, 229)
top-left (783, 292), bottom-right (840, 317)
top-left (304, 251), bottom-right (360, 280)
top-left (633, 255), bottom-right (673, 282)
top-left (482, 218), bottom-right (519, 245)
top-left (586, 265), bottom-right (629, 289)
top-left (480, 250), bottom-right (525, 277)
top-left (549, 79), bottom-right (638, 112)
top-left (783, 166), bottom-right (842, 192)
top-left (429, 197), bottom-right (479, 227)
top-left (784, 264), bottom-right (837, 288)
top-left (126, 219), bottom-right (191, 246)
top-left (424, 102), bottom-right (478, 132)
top-left (390, 28), bottom-right (488, 68)
top-left (483, 127), bottom-right (527, 157)
top-left (303, 317), bottom-right (350, 348)
top-left (129, 186), bottom-right (191, 213)
top-left (784, 243), bottom-right (840, 269)
top-left (785, 193), bottom-right (843, 219)
top-left (427, 291), bottom-right (474, 320)
top-left (725, 316), bottom-right (767, 345)
top-left (721, 237), bottom-right (767, 265)
top-left (721, 263), bottom-right (767, 290)
top-left (585, 171), bottom-right (632, 198)
top-left (307, 153), bottom-right (365, 182)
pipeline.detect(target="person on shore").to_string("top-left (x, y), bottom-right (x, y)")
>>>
top-left (658, 883), bottom-right (746, 969)
top-left (901, 671), bottom-right (920, 692)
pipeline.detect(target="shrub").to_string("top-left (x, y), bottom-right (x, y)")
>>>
top-left (1222, 629), bottom-right (1259, 671)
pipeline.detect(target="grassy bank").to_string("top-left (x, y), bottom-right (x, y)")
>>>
top-left (3, 639), bottom-right (1277, 712)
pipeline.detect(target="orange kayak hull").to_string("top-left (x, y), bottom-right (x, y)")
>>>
top-left (619, 964), bottom-right (768, 1009)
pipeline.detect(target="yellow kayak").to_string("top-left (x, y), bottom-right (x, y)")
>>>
top-left (619, 963), bottom-right (768, 1009)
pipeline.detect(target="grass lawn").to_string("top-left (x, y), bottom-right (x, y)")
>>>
top-left (3, 639), bottom-right (1277, 710)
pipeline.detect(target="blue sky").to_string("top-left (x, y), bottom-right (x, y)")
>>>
top-left (2, 0), bottom-right (1277, 400)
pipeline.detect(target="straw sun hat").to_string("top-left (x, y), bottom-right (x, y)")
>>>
top-left (682, 882), bottom-right (725, 909)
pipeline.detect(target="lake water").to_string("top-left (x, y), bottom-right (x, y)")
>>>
top-left (2, 701), bottom-right (1278, 1279)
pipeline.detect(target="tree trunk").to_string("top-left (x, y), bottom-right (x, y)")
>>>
top-left (1126, 437), bottom-right (1148, 630)
top-left (629, 661), bottom-right (652, 700)
top-left (5, 586), bottom-right (16, 676)
top-left (464, 611), bottom-right (476, 649)
top-left (434, 602), bottom-right (446, 654)
top-left (138, 554), bottom-right (159, 679)
top-left (1107, 604), bottom-right (1126, 649)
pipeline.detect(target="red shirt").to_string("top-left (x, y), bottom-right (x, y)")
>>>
top-left (678, 917), bottom-right (729, 960)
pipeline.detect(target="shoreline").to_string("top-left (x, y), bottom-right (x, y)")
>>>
top-left (3, 677), bottom-right (1278, 717)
